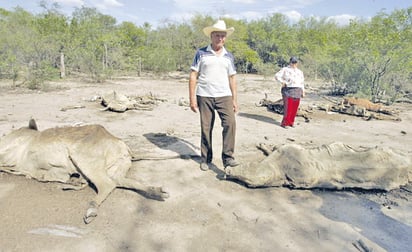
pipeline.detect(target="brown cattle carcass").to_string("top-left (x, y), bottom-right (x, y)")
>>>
top-left (225, 142), bottom-right (412, 191)
top-left (0, 119), bottom-right (169, 224)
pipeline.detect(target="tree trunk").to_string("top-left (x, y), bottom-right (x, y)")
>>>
top-left (60, 52), bottom-right (65, 78)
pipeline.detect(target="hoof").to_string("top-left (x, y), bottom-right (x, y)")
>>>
top-left (147, 186), bottom-right (169, 200)
top-left (83, 207), bottom-right (98, 224)
top-left (161, 188), bottom-right (170, 199)
top-left (83, 201), bottom-right (98, 224)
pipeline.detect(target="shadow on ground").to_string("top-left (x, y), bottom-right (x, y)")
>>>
top-left (315, 190), bottom-right (412, 251)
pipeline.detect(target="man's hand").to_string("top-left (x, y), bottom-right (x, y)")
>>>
top-left (190, 100), bottom-right (198, 113)
top-left (233, 101), bottom-right (239, 113)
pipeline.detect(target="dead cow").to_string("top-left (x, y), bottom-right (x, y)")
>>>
top-left (0, 119), bottom-right (169, 224)
top-left (225, 142), bottom-right (412, 191)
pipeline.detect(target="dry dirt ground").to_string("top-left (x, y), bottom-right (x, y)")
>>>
top-left (0, 74), bottom-right (412, 252)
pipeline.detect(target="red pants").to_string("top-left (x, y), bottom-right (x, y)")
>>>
top-left (281, 96), bottom-right (300, 127)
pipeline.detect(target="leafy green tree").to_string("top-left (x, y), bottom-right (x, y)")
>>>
top-left (224, 19), bottom-right (260, 74)
top-left (0, 5), bottom-right (410, 95)
top-left (68, 7), bottom-right (118, 81)
top-left (332, 10), bottom-right (411, 100)
top-left (116, 21), bottom-right (147, 73)
top-left (0, 7), bottom-right (38, 86)
top-left (142, 22), bottom-right (181, 72)
top-left (30, 2), bottom-right (70, 86)
top-left (144, 21), bottom-right (195, 72)
top-left (294, 17), bottom-right (340, 80)
top-left (248, 13), bottom-right (292, 65)
top-left (378, 8), bottom-right (412, 102)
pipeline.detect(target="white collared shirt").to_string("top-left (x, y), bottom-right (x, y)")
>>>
top-left (275, 65), bottom-right (305, 91)
top-left (191, 45), bottom-right (236, 97)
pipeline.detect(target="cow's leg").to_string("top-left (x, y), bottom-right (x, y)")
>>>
top-left (84, 178), bottom-right (116, 224)
top-left (115, 177), bottom-right (169, 200)
top-left (83, 176), bottom-right (117, 224)
top-left (68, 155), bottom-right (118, 224)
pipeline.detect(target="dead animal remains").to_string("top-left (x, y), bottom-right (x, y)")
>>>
top-left (258, 94), bottom-right (401, 121)
top-left (0, 119), bottom-right (169, 224)
top-left (100, 90), bottom-right (165, 112)
top-left (225, 142), bottom-right (412, 191)
top-left (257, 94), bottom-right (311, 122)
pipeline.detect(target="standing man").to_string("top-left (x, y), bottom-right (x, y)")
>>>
top-left (189, 20), bottom-right (240, 171)
top-left (275, 56), bottom-right (305, 128)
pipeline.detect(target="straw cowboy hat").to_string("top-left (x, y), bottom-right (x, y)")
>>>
top-left (203, 20), bottom-right (235, 37)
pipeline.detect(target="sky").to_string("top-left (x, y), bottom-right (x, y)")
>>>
top-left (1, 0), bottom-right (411, 27)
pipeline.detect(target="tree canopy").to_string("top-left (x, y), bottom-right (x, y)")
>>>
top-left (0, 5), bottom-right (411, 100)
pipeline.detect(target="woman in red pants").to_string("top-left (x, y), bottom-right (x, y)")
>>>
top-left (275, 56), bottom-right (305, 128)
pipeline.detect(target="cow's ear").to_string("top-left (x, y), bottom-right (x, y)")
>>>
top-left (28, 118), bottom-right (38, 131)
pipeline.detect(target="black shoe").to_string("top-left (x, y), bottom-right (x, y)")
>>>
top-left (224, 159), bottom-right (240, 168)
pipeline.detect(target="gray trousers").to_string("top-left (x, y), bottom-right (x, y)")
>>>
top-left (197, 96), bottom-right (236, 164)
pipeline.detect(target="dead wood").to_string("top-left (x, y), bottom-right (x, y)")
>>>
top-left (60, 105), bottom-right (86, 111)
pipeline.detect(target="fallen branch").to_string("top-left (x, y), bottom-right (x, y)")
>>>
top-left (131, 153), bottom-right (199, 161)
top-left (60, 105), bottom-right (85, 111)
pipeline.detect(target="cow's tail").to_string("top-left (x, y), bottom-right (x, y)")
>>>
top-left (131, 153), bottom-right (199, 161)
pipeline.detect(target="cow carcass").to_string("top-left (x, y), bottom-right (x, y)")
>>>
top-left (225, 142), bottom-right (412, 191)
top-left (100, 91), bottom-right (165, 112)
top-left (0, 119), bottom-right (169, 224)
